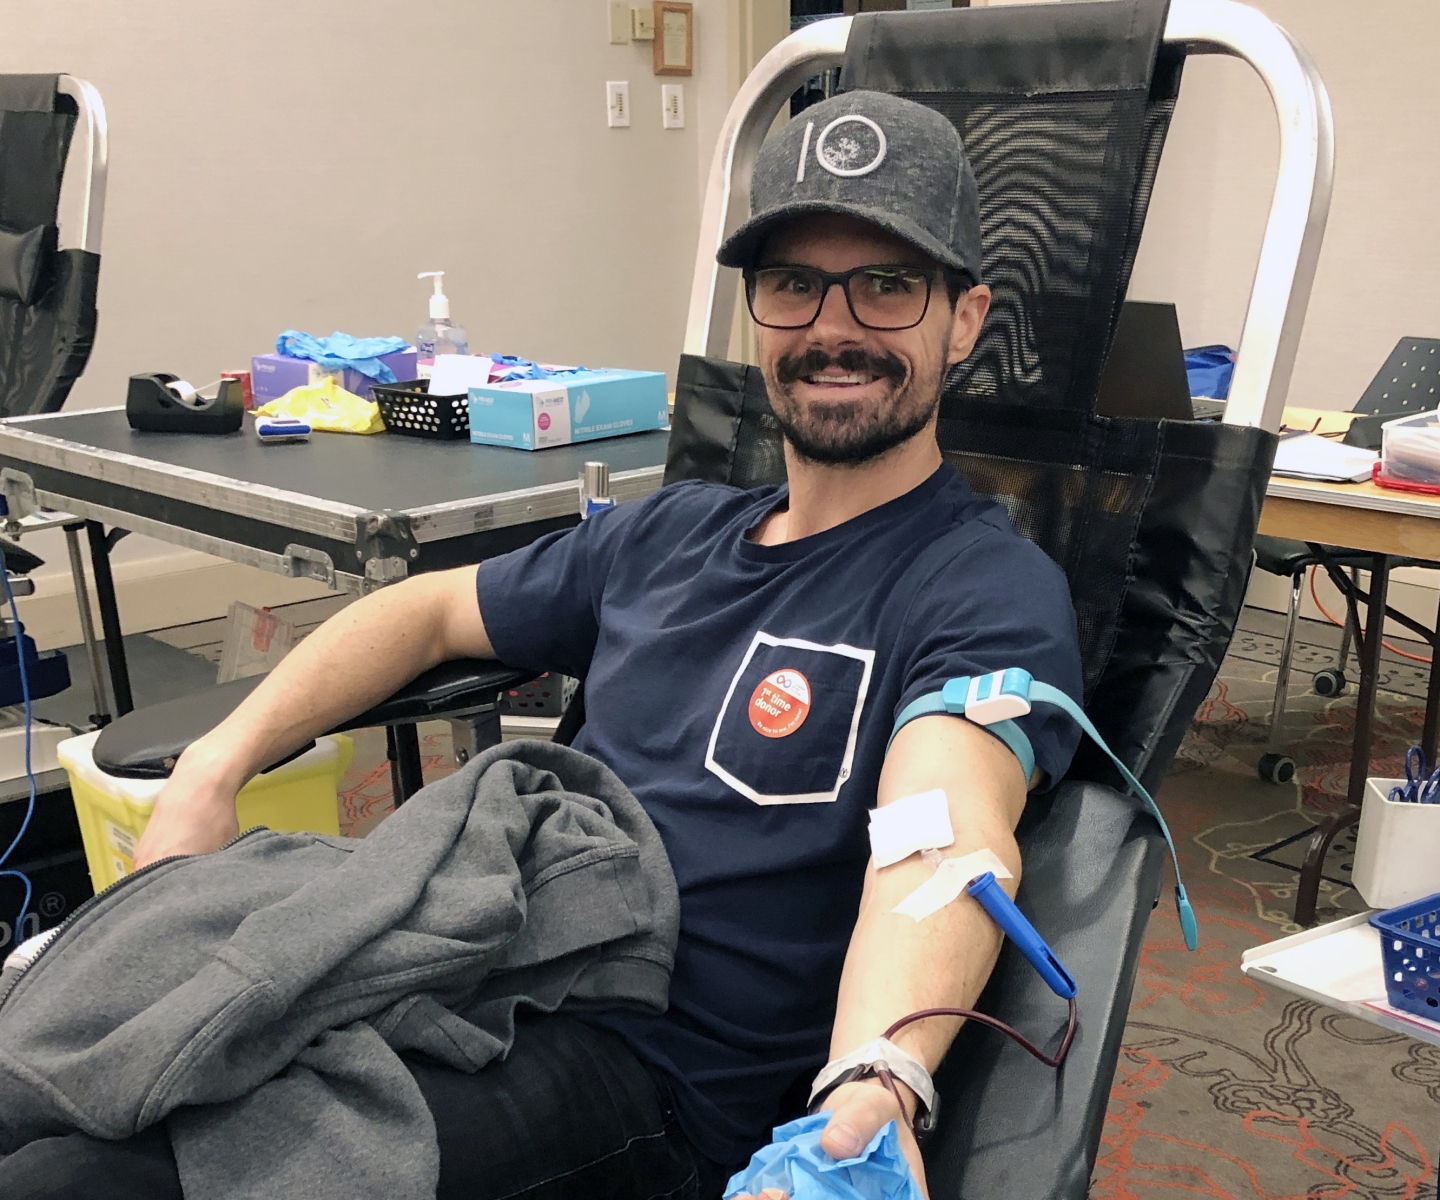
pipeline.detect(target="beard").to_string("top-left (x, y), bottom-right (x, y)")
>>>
top-left (765, 346), bottom-right (942, 466)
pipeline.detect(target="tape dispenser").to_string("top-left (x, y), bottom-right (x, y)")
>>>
top-left (125, 373), bottom-right (244, 434)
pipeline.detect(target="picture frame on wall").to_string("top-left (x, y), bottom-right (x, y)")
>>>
top-left (654, 1), bottom-right (693, 76)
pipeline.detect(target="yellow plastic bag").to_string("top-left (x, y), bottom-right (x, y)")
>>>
top-left (254, 375), bottom-right (385, 435)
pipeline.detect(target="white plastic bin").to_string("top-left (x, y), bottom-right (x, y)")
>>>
top-left (1352, 776), bottom-right (1440, 909)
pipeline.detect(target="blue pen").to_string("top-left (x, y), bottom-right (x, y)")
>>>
top-left (966, 871), bottom-right (1077, 1000)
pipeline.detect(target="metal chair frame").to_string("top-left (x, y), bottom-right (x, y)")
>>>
top-left (684, 0), bottom-right (1334, 440)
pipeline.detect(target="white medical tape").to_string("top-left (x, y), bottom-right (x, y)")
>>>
top-left (868, 788), bottom-right (953, 868)
top-left (808, 1037), bottom-right (937, 1115)
top-left (891, 847), bottom-right (1012, 922)
top-left (166, 379), bottom-right (199, 404)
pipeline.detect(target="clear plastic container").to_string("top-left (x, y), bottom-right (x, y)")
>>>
top-left (1381, 409), bottom-right (1440, 484)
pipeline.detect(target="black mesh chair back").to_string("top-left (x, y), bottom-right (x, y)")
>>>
top-left (666, 0), bottom-right (1276, 796)
top-left (0, 75), bottom-right (101, 419)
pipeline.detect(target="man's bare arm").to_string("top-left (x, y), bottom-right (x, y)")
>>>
top-left (811, 715), bottom-right (1028, 1197)
top-left (132, 567), bottom-right (494, 867)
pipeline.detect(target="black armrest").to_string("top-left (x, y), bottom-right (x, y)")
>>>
top-left (923, 780), bottom-right (1167, 1200)
top-left (92, 659), bottom-right (537, 779)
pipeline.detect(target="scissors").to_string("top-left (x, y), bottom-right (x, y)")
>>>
top-left (1388, 745), bottom-right (1440, 803)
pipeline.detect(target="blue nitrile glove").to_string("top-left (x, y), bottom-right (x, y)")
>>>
top-left (275, 331), bottom-right (411, 383)
top-left (724, 1114), bottom-right (923, 1200)
top-left (1184, 345), bottom-right (1236, 399)
top-left (487, 354), bottom-right (588, 381)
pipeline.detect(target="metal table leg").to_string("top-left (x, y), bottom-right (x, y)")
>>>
top-left (386, 722), bottom-right (425, 805)
top-left (1420, 587), bottom-right (1440, 766)
top-left (84, 520), bottom-right (133, 716)
top-left (63, 523), bottom-right (112, 726)
top-left (1294, 554), bottom-right (1389, 926)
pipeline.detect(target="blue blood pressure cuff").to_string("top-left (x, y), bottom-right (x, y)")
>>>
top-left (892, 668), bottom-right (1198, 951)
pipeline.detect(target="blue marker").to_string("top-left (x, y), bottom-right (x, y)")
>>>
top-left (966, 871), bottom-right (1077, 1000)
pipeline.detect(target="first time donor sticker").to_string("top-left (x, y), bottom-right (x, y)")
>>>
top-left (749, 669), bottom-right (811, 738)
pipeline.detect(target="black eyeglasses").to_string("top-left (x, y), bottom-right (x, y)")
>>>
top-left (744, 263), bottom-right (937, 331)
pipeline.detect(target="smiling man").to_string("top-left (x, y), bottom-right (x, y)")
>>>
top-left (1, 92), bottom-right (1082, 1200)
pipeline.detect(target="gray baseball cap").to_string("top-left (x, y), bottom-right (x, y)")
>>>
top-left (717, 90), bottom-right (984, 284)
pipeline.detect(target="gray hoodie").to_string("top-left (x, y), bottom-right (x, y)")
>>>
top-left (0, 740), bottom-right (678, 1200)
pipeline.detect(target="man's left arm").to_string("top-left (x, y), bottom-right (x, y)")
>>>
top-left (819, 712), bottom-right (1031, 1197)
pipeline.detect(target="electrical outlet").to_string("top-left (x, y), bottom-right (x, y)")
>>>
top-left (606, 81), bottom-right (631, 128)
top-left (607, 0), bottom-right (630, 44)
top-left (661, 83), bottom-right (684, 129)
top-left (631, 5), bottom-right (655, 39)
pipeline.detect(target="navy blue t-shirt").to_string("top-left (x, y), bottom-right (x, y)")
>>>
top-left (474, 463), bottom-right (1082, 1166)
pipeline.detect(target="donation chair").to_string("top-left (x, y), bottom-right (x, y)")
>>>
top-left (0, 74), bottom-right (106, 710)
top-left (663, 1), bottom-right (1321, 1195)
top-left (92, 2), bottom-right (1327, 1196)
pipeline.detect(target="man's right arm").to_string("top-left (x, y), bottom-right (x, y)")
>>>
top-left (132, 566), bottom-right (493, 868)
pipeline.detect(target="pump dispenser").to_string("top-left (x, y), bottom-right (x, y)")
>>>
top-left (415, 271), bottom-right (469, 380)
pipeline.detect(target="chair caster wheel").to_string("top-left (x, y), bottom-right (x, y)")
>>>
top-left (1312, 668), bottom-right (1346, 697)
top-left (1258, 753), bottom-right (1296, 784)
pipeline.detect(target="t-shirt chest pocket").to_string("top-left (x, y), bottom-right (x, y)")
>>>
top-left (705, 632), bottom-right (875, 805)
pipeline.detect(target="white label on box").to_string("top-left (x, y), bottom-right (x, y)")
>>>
top-left (532, 388), bottom-right (571, 448)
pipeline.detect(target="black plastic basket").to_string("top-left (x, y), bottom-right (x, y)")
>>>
top-left (372, 379), bottom-right (469, 440)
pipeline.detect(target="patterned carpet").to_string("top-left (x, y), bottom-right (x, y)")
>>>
top-left (1094, 611), bottom-right (1439, 1200)
top-left (328, 609), bottom-right (1440, 1200)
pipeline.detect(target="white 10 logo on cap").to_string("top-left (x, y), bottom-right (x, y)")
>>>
top-left (797, 114), bottom-right (888, 182)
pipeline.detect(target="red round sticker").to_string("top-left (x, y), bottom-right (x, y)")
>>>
top-left (749, 669), bottom-right (811, 738)
top-left (537, 412), bottom-right (552, 431)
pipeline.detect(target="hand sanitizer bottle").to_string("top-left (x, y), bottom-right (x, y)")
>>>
top-left (415, 272), bottom-right (469, 380)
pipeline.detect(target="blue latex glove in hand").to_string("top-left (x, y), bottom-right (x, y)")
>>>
top-left (275, 331), bottom-right (411, 383)
top-left (724, 1114), bottom-right (924, 1200)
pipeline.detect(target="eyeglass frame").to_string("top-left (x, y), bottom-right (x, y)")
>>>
top-left (742, 262), bottom-right (970, 332)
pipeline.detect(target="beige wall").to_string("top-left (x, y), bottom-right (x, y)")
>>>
top-left (1, 0), bottom-right (788, 644)
top-left (1126, 0), bottom-right (1440, 412)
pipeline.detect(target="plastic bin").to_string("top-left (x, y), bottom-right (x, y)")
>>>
top-left (1369, 892), bottom-right (1440, 1019)
top-left (56, 730), bottom-right (353, 891)
top-left (371, 379), bottom-right (469, 440)
top-left (1381, 409), bottom-right (1440, 485)
top-left (1353, 777), bottom-right (1440, 909)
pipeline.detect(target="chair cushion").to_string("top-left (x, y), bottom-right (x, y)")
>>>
top-left (92, 660), bottom-right (537, 779)
top-left (922, 779), bottom-right (1166, 1200)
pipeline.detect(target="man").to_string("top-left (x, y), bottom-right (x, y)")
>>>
top-left (0, 91), bottom-right (1080, 1200)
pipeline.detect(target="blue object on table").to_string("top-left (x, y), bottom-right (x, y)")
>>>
top-left (1184, 345), bottom-right (1236, 400)
top-left (487, 354), bottom-right (589, 382)
top-left (275, 331), bottom-right (411, 384)
top-left (1388, 745), bottom-right (1440, 804)
top-left (966, 871), bottom-right (1077, 999)
top-left (1369, 892), bottom-right (1440, 1020)
top-left (724, 1114), bottom-right (923, 1200)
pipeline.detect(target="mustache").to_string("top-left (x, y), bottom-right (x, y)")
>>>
top-left (774, 347), bottom-right (907, 388)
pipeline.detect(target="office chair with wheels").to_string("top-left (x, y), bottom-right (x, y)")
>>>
top-left (1250, 337), bottom-right (1440, 784)
top-left (89, 2), bottom-right (1328, 1196)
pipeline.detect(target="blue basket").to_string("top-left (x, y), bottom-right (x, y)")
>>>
top-left (1370, 893), bottom-right (1440, 1020)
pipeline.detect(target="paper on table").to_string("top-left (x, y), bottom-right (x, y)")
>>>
top-left (427, 355), bottom-right (495, 397)
top-left (1271, 433), bottom-right (1378, 483)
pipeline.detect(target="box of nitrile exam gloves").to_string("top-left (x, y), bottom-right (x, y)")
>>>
top-left (467, 369), bottom-right (669, 450)
top-left (250, 348), bottom-right (417, 404)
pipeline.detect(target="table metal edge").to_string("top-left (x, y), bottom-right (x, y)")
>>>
top-left (0, 419), bottom-right (365, 542)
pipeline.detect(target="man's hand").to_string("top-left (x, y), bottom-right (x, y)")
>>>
top-left (132, 738), bottom-right (244, 868)
top-left (731, 1079), bottom-right (928, 1200)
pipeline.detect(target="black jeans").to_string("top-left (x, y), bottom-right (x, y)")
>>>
top-left (0, 1014), bottom-right (732, 1200)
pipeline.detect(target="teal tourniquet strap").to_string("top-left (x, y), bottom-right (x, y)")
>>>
top-left (891, 670), bottom-right (1198, 951)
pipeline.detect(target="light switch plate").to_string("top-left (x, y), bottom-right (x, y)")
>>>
top-left (606, 80), bottom-right (631, 128)
top-left (631, 5), bottom-right (655, 39)
top-left (607, 0), bottom-right (630, 44)
top-left (661, 83), bottom-right (684, 129)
